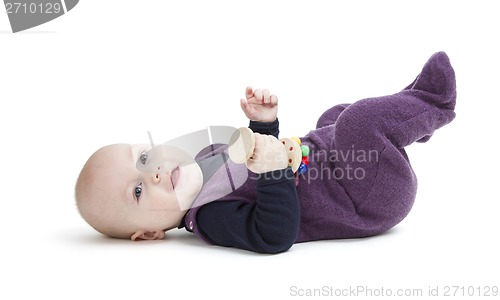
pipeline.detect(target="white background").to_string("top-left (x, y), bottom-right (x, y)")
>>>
top-left (1, 0), bottom-right (498, 299)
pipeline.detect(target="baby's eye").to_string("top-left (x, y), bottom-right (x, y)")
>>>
top-left (139, 153), bottom-right (148, 165)
top-left (134, 183), bottom-right (143, 199)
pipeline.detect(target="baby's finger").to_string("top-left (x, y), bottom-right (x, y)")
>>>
top-left (263, 89), bottom-right (271, 104)
top-left (240, 98), bottom-right (248, 113)
top-left (270, 94), bottom-right (278, 106)
top-left (254, 89), bottom-right (263, 104)
top-left (245, 86), bottom-right (254, 101)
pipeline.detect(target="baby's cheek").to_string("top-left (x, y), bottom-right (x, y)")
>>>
top-left (144, 196), bottom-right (170, 211)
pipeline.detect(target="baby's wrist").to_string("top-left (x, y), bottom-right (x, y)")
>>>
top-left (250, 117), bottom-right (277, 123)
top-left (249, 118), bottom-right (279, 127)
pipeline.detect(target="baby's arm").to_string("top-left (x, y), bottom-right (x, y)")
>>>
top-left (192, 89), bottom-right (300, 253)
top-left (195, 166), bottom-right (299, 253)
top-left (231, 87), bottom-right (294, 174)
top-left (196, 122), bottom-right (299, 253)
top-left (229, 87), bottom-right (303, 174)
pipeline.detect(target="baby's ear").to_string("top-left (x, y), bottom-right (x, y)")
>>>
top-left (131, 230), bottom-right (165, 241)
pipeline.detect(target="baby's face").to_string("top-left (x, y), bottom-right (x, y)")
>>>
top-left (87, 144), bottom-right (203, 237)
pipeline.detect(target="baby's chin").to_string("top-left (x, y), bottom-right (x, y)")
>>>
top-left (174, 163), bottom-right (203, 211)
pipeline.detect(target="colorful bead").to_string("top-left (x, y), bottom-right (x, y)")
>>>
top-left (297, 163), bottom-right (308, 174)
top-left (287, 137), bottom-right (309, 176)
top-left (291, 137), bottom-right (301, 145)
top-left (301, 145), bottom-right (310, 157)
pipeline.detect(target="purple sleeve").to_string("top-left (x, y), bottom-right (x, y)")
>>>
top-left (195, 167), bottom-right (299, 254)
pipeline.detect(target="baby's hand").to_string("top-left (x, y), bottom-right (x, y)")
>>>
top-left (245, 133), bottom-right (288, 174)
top-left (240, 87), bottom-right (278, 123)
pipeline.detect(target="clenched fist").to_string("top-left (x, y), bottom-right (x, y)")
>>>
top-left (240, 87), bottom-right (278, 123)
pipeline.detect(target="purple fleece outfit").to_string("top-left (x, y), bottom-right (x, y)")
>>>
top-left (184, 52), bottom-right (456, 244)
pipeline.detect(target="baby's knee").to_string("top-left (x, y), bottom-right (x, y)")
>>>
top-left (334, 100), bottom-right (384, 140)
top-left (316, 103), bottom-right (350, 129)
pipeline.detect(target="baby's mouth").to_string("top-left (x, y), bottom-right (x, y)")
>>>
top-left (171, 167), bottom-right (180, 188)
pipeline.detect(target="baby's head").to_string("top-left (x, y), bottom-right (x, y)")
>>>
top-left (75, 144), bottom-right (203, 240)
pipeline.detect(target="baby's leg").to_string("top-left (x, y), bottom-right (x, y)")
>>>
top-left (316, 103), bottom-right (350, 129)
top-left (333, 52), bottom-right (456, 229)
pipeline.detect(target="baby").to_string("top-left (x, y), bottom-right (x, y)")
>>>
top-left (75, 52), bottom-right (456, 253)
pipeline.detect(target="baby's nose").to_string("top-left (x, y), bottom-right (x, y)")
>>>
top-left (152, 166), bottom-right (161, 183)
